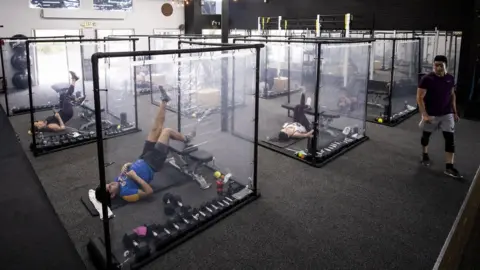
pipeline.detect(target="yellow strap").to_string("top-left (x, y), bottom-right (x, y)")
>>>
top-left (284, 20), bottom-right (288, 30)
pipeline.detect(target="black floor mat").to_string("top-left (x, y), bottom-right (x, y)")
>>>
top-left (262, 135), bottom-right (305, 148)
top-left (81, 163), bottom-right (192, 216)
top-left (0, 105), bottom-right (85, 270)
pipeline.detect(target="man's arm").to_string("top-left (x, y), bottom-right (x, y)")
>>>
top-left (55, 113), bottom-right (66, 130)
top-left (417, 88), bottom-right (428, 116)
top-left (46, 123), bottom-right (65, 131)
top-left (291, 130), bottom-right (313, 138)
top-left (130, 174), bottom-right (153, 199)
top-left (451, 87), bottom-right (458, 115)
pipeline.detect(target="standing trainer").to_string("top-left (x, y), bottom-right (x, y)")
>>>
top-left (417, 55), bottom-right (462, 178)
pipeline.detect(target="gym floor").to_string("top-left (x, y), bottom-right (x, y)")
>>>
top-left (1, 90), bottom-right (479, 269)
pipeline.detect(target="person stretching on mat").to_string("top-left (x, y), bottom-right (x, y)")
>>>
top-left (278, 93), bottom-right (314, 141)
top-left (30, 71), bottom-right (83, 133)
top-left (95, 87), bottom-right (196, 204)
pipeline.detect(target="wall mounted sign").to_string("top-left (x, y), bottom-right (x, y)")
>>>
top-left (81, 21), bottom-right (97, 28)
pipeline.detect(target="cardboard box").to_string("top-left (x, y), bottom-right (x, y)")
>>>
top-left (150, 74), bottom-right (166, 85)
top-left (272, 77), bottom-right (288, 92)
top-left (197, 88), bottom-right (221, 107)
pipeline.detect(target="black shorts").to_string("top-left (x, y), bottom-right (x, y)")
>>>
top-left (139, 141), bottom-right (169, 172)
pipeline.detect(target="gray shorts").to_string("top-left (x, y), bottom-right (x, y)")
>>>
top-left (422, 113), bottom-right (455, 133)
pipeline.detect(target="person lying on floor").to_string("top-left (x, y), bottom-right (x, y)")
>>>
top-left (337, 87), bottom-right (359, 114)
top-left (278, 93), bottom-right (314, 141)
top-left (30, 71), bottom-right (84, 133)
top-left (95, 87), bottom-right (196, 203)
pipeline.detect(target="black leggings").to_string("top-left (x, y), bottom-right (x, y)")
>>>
top-left (293, 105), bottom-right (311, 132)
top-left (57, 85), bottom-right (74, 123)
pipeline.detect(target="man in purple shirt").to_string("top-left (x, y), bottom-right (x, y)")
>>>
top-left (417, 55), bottom-right (462, 178)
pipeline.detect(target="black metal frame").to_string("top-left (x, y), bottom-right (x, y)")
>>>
top-left (366, 37), bottom-right (421, 126)
top-left (233, 38), bottom-right (374, 167)
top-left (26, 38), bottom-right (140, 156)
top-left (1, 35), bottom-right (84, 117)
top-left (89, 43), bottom-right (263, 269)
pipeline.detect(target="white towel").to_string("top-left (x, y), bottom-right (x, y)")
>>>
top-left (88, 189), bottom-right (114, 220)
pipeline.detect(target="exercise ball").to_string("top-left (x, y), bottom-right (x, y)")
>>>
top-left (11, 52), bottom-right (29, 70)
top-left (9, 34), bottom-right (28, 53)
top-left (12, 72), bottom-right (29, 90)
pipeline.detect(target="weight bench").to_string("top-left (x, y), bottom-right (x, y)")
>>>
top-left (281, 103), bottom-right (340, 136)
top-left (79, 101), bottom-right (111, 131)
top-left (167, 140), bottom-right (214, 189)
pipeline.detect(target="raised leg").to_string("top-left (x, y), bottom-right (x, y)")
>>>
top-left (146, 101), bottom-right (167, 142)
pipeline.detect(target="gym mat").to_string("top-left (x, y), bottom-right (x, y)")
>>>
top-left (261, 136), bottom-right (305, 148)
top-left (81, 163), bottom-right (192, 216)
top-left (0, 105), bottom-right (85, 270)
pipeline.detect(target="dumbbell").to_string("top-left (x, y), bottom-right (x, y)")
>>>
top-left (208, 199), bottom-right (226, 211)
top-left (146, 224), bottom-right (173, 251)
top-left (122, 233), bottom-right (150, 262)
top-left (163, 193), bottom-right (183, 216)
top-left (199, 203), bottom-right (216, 216)
top-left (165, 215), bottom-right (188, 233)
top-left (178, 206), bottom-right (201, 227)
top-left (191, 207), bottom-right (210, 222)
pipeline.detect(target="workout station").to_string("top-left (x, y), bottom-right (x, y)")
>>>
top-left (83, 43), bottom-right (262, 269)
top-left (25, 38), bottom-right (140, 156)
top-left (366, 37), bottom-right (420, 126)
top-left (0, 34), bottom-right (83, 116)
top-left (232, 37), bottom-right (371, 167)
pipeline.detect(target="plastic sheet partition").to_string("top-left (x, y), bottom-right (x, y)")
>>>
top-left (24, 38), bottom-right (139, 156)
top-left (366, 38), bottom-right (421, 126)
top-left (88, 43), bottom-right (262, 270)
top-left (0, 35), bottom-right (83, 117)
top-left (233, 38), bottom-right (373, 167)
top-left (390, 40), bottom-right (420, 117)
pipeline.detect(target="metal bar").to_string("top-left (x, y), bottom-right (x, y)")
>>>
top-left (253, 47), bottom-right (260, 193)
top-left (364, 43), bottom-right (372, 135)
top-left (221, 0), bottom-right (229, 44)
top-left (287, 40), bottom-right (291, 104)
top-left (388, 40), bottom-right (396, 119)
top-left (147, 36), bottom-right (155, 105)
top-left (132, 40), bottom-right (139, 131)
top-left (94, 44), bottom-right (264, 59)
top-left (91, 54), bottom-right (113, 269)
top-left (0, 35), bottom-right (83, 40)
top-left (23, 38), bottom-right (138, 44)
top-left (177, 41), bottom-right (182, 132)
top-left (311, 43), bottom-right (322, 160)
top-left (26, 43), bottom-right (36, 153)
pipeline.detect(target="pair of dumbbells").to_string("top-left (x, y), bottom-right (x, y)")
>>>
top-left (163, 193), bottom-right (184, 216)
top-left (199, 197), bottom-right (234, 215)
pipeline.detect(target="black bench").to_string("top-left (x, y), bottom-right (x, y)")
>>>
top-left (80, 102), bottom-right (105, 113)
top-left (169, 140), bottom-right (213, 163)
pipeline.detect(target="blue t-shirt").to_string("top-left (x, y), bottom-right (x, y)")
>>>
top-left (419, 72), bottom-right (455, 116)
top-left (115, 159), bottom-right (154, 202)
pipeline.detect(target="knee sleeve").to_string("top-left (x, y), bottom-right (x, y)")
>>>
top-left (442, 131), bottom-right (455, 153)
top-left (421, 131), bottom-right (431, 146)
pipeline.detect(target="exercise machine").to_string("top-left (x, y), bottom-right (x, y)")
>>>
top-left (167, 140), bottom-right (214, 189)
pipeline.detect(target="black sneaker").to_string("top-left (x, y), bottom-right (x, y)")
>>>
top-left (158, 86), bottom-right (171, 103)
top-left (444, 167), bottom-right (464, 179)
top-left (69, 71), bottom-right (79, 81)
top-left (420, 153), bottom-right (431, 166)
top-left (184, 129), bottom-right (196, 144)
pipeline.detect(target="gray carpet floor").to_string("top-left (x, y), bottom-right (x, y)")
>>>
top-left (4, 92), bottom-right (478, 270)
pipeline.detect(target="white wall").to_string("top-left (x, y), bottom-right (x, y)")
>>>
top-left (0, 0), bottom-right (184, 39)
